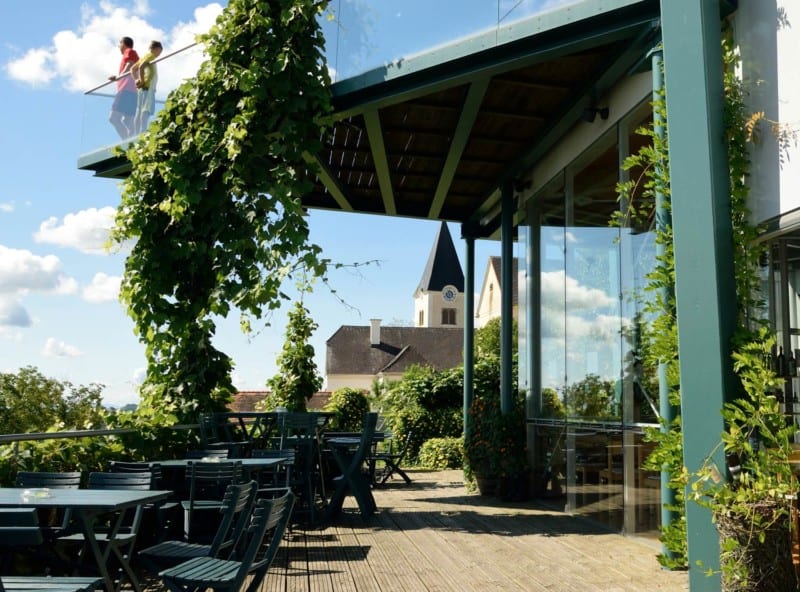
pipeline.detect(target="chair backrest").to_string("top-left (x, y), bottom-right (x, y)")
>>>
top-left (395, 431), bottom-right (414, 461)
top-left (208, 480), bottom-right (258, 558)
top-left (232, 490), bottom-right (295, 589)
top-left (87, 471), bottom-right (153, 490)
top-left (0, 508), bottom-right (44, 546)
top-left (108, 460), bottom-right (162, 489)
top-left (87, 471), bottom-right (153, 535)
top-left (350, 412), bottom-right (378, 470)
top-left (14, 471), bottom-right (82, 489)
top-left (186, 460), bottom-right (243, 501)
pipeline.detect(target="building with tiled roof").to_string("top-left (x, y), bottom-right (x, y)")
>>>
top-left (326, 222), bottom-right (466, 391)
top-left (229, 390), bottom-right (331, 412)
top-left (325, 322), bottom-right (463, 391)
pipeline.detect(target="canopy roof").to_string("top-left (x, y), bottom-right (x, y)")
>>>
top-left (81, 0), bottom-right (731, 238)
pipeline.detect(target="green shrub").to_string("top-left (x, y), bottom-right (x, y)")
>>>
top-left (324, 387), bottom-right (369, 430)
top-left (418, 437), bottom-right (463, 469)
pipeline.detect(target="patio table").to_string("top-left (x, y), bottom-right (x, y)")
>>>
top-left (325, 433), bottom-right (382, 520)
top-left (0, 487), bottom-right (171, 592)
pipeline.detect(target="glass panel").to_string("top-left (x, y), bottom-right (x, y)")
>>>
top-left (539, 174), bottom-right (566, 407)
top-left (564, 140), bottom-right (622, 423)
top-left (530, 119), bottom-right (662, 537)
top-left (322, 0), bottom-right (584, 82)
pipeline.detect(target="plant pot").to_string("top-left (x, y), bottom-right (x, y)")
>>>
top-left (714, 499), bottom-right (796, 592)
top-left (474, 475), bottom-right (497, 496)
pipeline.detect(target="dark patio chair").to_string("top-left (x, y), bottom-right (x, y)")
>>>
top-left (158, 489), bottom-right (294, 592)
top-left (107, 461), bottom-right (180, 542)
top-left (57, 472), bottom-right (151, 591)
top-left (182, 460), bottom-right (244, 543)
top-left (138, 480), bottom-right (258, 574)
top-left (0, 508), bottom-right (103, 592)
top-left (372, 431), bottom-right (414, 485)
top-left (276, 413), bottom-right (326, 526)
top-left (14, 471), bottom-right (81, 539)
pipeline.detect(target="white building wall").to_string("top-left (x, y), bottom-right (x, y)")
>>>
top-left (326, 373), bottom-right (375, 392)
top-left (736, 0), bottom-right (800, 224)
top-left (414, 289), bottom-right (464, 328)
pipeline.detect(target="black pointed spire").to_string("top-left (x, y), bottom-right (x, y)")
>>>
top-left (417, 221), bottom-right (464, 292)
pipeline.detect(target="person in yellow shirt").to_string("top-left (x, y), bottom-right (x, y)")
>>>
top-left (131, 40), bottom-right (163, 134)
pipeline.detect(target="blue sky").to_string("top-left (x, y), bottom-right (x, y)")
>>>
top-left (0, 1), bottom-right (574, 407)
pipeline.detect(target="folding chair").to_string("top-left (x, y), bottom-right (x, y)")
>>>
top-left (139, 481), bottom-right (258, 574)
top-left (372, 431), bottom-right (414, 485)
top-left (107, 461), bottom-right (180, 543)
top-left (158, 490), bottom-right (294, 592)
top-left (14, 471), bottom-right (82, 540)
top-left (57, 472), bottom-right (152, 592)
top-left (182, 460), bottom-right (243, 543)
top-left (0, 508), bottom-right (103, 592)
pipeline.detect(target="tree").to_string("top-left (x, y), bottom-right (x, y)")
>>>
top-left (0, 366), bottom-right (105, 433)
top-left (111, 0), bottom-right (333, 423)
top-left (474, 316), bottom-right (518, 358)
top-left (266, 301), bottom-right (323, 411)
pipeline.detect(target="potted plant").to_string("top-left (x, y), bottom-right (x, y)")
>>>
top-left (464, 388), bottom-right (527, 498)
top-left (688, 333), bottom-right (797, 591)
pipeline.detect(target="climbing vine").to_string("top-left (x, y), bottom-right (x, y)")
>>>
top-left (111, 0), bottom-right (333, 423)
top-left (614, 29), bottom-right (768, 568)
top-left (264, 300), bottom-right (323, 412)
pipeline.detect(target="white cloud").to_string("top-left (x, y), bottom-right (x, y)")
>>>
top-left (82, 272), bottom-right (121, 303)
top-left (42, 337), bottom-right (84, 358)
top-left (540, 269), bottom-right (616, 312)
top-left (34, 207), bottom-right (116, 254)
top-left (0, 245), bottom-right (69, 294)
top-left (55, 277), bottom-right (79, 296)
top-left (0, 202), bottom-right (15, 213)
top-left (0, 298), bottom-right (32, 328)
top-left (4, 1), bottom-right (223, 96)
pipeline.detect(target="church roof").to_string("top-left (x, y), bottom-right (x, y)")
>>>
top-left (326, 325), bottom-right (463, 376)
top-left (417, 222), bottom-right (464, 293)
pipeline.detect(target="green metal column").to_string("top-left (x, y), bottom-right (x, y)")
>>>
top-left (500, 184), bottom-right (514, 415)
top-left (463, 232), bottom-right (476, 437)
top-left (660, 2), bottom-right (736, 589)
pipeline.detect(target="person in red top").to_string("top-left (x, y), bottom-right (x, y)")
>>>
top-left (108, 36), bottom-right (140, 139)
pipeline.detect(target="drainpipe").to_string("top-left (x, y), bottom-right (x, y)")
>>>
top-left (652, 46), bottom-right (677, 557)
top-left (462, 228), bottom-right (476, 439)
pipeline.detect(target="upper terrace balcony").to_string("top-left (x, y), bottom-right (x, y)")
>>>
top-left (77, 0), bottom-right (670, 235)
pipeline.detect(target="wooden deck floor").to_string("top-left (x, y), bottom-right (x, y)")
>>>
top-left (251, 469), bottom-right (688, 592)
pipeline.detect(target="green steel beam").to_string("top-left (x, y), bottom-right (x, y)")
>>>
top-left (500, 184), bottom-right (515, 415)
top-left (428, 77), bottom-right (491, 219)
top-left (302, 152), bottom-right (354, 212)
top-left (363, 109), bottom-right (397, 216)
top-left (660, 1), bottom-right (736, 589)
top-left (332, 2), bottom-right (659, 118)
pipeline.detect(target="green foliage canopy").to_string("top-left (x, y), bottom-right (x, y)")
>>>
top-left (0, 366), bottom-right (106, 433)
top-left (266, 301), bottom-right (323, 411)
top-left (111, 0), bottom-right (333, 422)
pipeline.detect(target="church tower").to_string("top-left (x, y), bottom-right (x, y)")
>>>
top-left (414, 221), bottom-right (465, 328)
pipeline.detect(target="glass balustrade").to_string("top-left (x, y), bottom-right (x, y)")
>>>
top-left (79, 0), bottom-right (582, 156)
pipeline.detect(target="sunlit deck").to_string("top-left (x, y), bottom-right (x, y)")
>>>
top-left (142, 469), bottom-right (688, 591)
